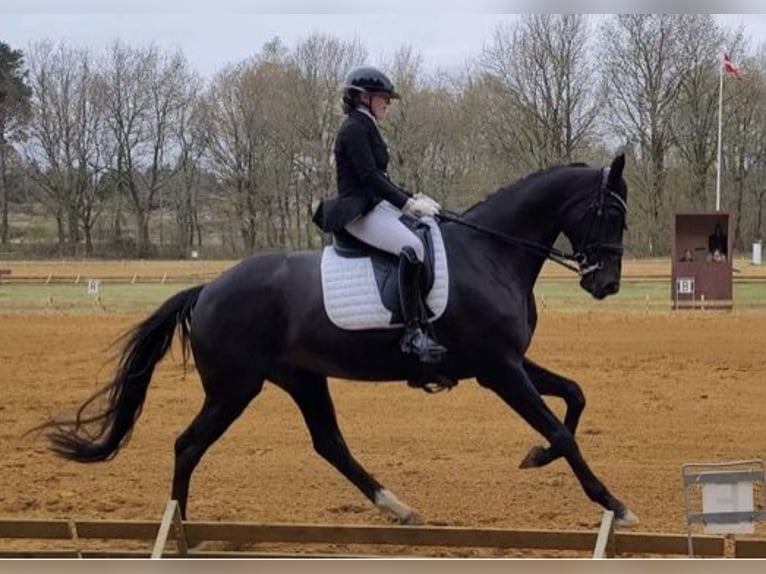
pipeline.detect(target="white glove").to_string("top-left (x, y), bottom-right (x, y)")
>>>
top-left (404, 194), bottom-right (441, 218)
top-left (414, 193), bottom-right (441, 212)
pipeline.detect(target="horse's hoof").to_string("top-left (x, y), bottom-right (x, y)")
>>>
top-left (519, 445), bottom-right (546, 468)
top-left (400, 511), bottom-right (422, 525)
top-left (616, 509), bottom-right (639, 527)
top-left (183, 538), bottom-right (204, 551)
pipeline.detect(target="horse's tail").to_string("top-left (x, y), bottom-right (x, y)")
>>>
top-left (35, 284), bottom-right (205, 463)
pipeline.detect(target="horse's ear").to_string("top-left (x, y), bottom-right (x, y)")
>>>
top-left (608, 153), bottom-right (625, 186)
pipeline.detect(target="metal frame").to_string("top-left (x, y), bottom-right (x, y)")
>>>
top-left (682, 459), bottom-right (766, 557)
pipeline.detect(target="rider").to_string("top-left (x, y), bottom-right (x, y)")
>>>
top-left (312, 66), bottom-right (447, 364)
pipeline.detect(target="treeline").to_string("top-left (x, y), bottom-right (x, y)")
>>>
top-left (0, 14), bottom-right (764, 259)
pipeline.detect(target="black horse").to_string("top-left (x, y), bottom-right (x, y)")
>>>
top-left (36, 154), bottom-right (638, 527)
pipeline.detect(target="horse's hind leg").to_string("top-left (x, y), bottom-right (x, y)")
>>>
top-left (519, 358), bottom-right (585, 469)
top-left (272, 370), bottom-right (420, 525)
top-left (172, 379), bottom-right (264, 519)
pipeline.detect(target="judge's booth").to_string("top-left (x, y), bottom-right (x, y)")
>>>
top-left (671, 212), bottom-right (732, 310)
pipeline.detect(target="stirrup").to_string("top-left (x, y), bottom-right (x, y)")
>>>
top-left (400, 327), bottom-right (447, 364)
top-left (407, 374), bottom-right (459, 393)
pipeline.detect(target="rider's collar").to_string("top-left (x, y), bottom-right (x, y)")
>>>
top-left (355, 105), bottom-right (378, 126)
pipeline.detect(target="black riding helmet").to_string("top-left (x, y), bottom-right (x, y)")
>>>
top-left (342, 66), bottom-right (400, 113)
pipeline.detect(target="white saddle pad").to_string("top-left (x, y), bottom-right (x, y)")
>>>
top-left (320, 218), bottom-right (449, 330)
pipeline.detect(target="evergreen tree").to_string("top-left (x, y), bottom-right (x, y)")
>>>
top-left (0, 41), bottom-right (32, 244)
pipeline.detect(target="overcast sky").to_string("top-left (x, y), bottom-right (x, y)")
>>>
top-left (2, 2), bottom-right (766, 79)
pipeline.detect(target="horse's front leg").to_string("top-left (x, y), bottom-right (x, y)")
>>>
top-left (519, 358), bottom-right (585, 469)
top-left (477, 360), bottom-right (638, 527)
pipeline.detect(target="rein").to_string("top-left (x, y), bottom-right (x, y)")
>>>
top-left (435, 210), bottom-right (586, 275)
top-left (434, 169), bottom-right (628, 277)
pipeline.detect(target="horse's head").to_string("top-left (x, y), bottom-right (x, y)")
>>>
top-left (563, 154), bottom-right (628, 300)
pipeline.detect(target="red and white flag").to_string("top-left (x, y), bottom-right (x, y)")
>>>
top-left (722, 53), bottom-right (742, 80)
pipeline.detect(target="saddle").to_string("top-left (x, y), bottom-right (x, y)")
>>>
top-left (331, 214), bottom-right (437, 324)
top-left (323, 216), bottom-right (456, 393)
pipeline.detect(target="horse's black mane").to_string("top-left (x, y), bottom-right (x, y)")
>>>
top-left (461, 162), bottom-right (591, 217)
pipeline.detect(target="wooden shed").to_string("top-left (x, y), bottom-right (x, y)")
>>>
top-left (671, 212), bottom-right (733, 310)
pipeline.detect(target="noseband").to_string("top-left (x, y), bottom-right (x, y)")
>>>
top-left (436, 167), bottom-right (628, 276)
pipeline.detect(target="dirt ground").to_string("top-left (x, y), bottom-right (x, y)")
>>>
top-left (2, 306), bottom-right (766, 556)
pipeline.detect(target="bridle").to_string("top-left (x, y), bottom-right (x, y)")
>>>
top-left (435, 168), bottom-right (628, 277)
top-left (568, 168), bottom-right (629, 276)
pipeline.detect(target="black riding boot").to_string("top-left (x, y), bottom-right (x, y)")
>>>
top-left (398, 247), bottom-right (447, 364)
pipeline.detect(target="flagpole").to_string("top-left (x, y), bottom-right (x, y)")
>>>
top-left (716, 54), bottom-right (724, 212)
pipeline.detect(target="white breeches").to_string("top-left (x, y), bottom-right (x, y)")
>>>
top-left (344, 200), bottom-right (425, 262)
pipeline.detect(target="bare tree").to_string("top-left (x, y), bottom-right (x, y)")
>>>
top-left (199, 60), bottom-right (267, 252)
top-left (289, 34), bottom-right (365, 247)
top-left (479, 15), bottom-right (602, 171)
top-left (446, 72), bottom-right (507, 208)
top-left (198, 36), bottom-right (360, 253)
top-left (169, 74), bottom-right (205, 256)
top-left (24, 41), bottom-right (106, 255)
top-left (251, 49), bottom-right (297, 249)
top-left (600, 14), bottom-right (689, 255)
top-left (97, 42), bottom-right (193, 256)
top-left (383, 48), bottom-right (477, 208)
top-left (382, 46), bottom-right (422, 190)
top-left (750, 44), bottom-right (766, 242)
